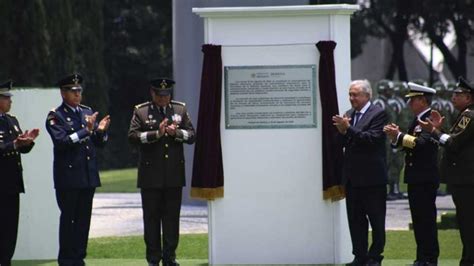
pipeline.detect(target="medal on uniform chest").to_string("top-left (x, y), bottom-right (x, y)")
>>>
top-left (172, 114), bottom-right (182, 124)
top-left (148, 114), bottom-right (153, 119)
top-left (14, 125), bottom-right (19, 132)
top-left (67, 117), bottom-right (71, 121)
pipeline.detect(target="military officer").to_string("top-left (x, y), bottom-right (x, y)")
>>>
top-left (384, 83), bottom-right (439, 266)
top-left (0, 80), bottom-right (39, 266)
top-left (45, 74), bottom-right (111, 266)
top-left (128, 78), bottom-right (195, 266)
top-left (419, 77), bottom-right (474, 266)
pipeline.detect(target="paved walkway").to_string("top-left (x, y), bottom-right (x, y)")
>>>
top-left (90, 193), bottom-right (455, 238)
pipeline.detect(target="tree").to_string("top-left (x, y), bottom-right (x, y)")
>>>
top-left (412, 0), bottom-right (474, 78)
top-left (102, 0), bottom-right (173, 169)
top-left (357, 0), bottom-right (417, 81)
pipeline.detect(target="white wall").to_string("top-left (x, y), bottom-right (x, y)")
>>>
top-left (10, 88), bottom-right (60, 260)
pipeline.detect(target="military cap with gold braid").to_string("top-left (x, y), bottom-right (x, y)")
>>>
top-left (397, 82), bottom-right (436, 149)
top-left (0, 80), bottom-right (13, 97)
top-left (405, 82), bottom-right (436, 98)
top-left (150, 78), bottom-right (175, 96)
top-left (57, 73), bottom-right (83, 91)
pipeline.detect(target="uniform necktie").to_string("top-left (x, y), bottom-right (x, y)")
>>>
top-left (159, 106), bottom-right (165, 116)
top-left (353, 112), bottom-right (362, 126)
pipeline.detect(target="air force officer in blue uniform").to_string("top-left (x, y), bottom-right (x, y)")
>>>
top-left (0, 80), bottom-right (39, 266)
top-left (45, 74), bottom-right (111, 266)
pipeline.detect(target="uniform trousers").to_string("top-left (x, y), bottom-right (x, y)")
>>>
top-left (451, 185), bottom-right (474, 266)
top-left (141, 187), bottom-right (182, 264)
top-left (345, 182), bottom-right (386, 264)
top-left (0, 194), bottom-right (19, 266)
top-left (407, 183), bottom-right (439, 263)
top-left (55, 188), bottom-right (95, 266)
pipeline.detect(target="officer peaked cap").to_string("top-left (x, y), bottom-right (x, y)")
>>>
top-left (406, 82), bottom-right (436, 98)
top-left (0, 80), bottom-right (13, 97)
top-left (57, 73), bottom-right (83, 90)
top-left (150, 78), bottom-right (175, 96)
top-left (454, 77), bottom-right (474, 93)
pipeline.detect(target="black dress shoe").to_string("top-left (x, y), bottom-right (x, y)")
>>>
top-left (412, 261), bottom-right (437, 266)
top-left (148, 263), bottom-right (158, 266)
top-left (163, 259), bottom-right (180, 266)
top-left (365, 258), bottom-right (381, 266)
top-left (346, 258), bottom-right (366, 266)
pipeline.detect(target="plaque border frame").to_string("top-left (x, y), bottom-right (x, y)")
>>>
top-left (224, 64), bottom-right (318, 129)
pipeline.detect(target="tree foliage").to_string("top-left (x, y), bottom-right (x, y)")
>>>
top-left (411, 0), bottom-right (474, 78)
top-left (356, 0), bottom-right (474, 80)
top-left (0, 0), bottom-right (172, 169)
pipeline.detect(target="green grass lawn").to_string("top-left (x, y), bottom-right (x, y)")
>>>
top-left (97, 168), bottom-right (138, 193)
top-left (13, 230), bottom-right (463, 265)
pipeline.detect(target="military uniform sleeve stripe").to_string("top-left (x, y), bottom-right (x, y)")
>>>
top-left (439, 134), bottom-right (451, 145)
top-left (140, 132), bottom-right (149, 143)
top-left (70, 133), bottom-right (80, 143)
top-left (402, 134), bottom-right (416, 149)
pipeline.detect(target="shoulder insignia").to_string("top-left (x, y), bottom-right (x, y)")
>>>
top-left (135, 101), bottom-right (152, 109)
top-left (171, 100), bottom-right (186, 106)
top-left (457, 116), bottom-right (471, 130)
top-left (79, 104), bottom-right (92, 110)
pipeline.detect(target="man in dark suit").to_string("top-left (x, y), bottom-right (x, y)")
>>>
top-left (333, 79), bottom-right (388, 266)
top-left (45, 74), bottom-right (111, 266)
top-left (384, 83), bottom-right (439, 266)
top-left (0, 80), bottom-right (39, 266)
top-left (419, 77), bottom-right (474, 266)
top-left (128, 78), bottom-right (195, 266)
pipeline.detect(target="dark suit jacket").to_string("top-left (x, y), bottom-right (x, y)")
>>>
top-left (128, 100), bottom-right (195, 188)
top-left (394, 110), bottom-right (440, 184)
top-left (341, 103), bottom-right (388, 187)
top-left (45, 103), bottom-right (108, 189)
top-left (0, 114), bottom-right (34, 194)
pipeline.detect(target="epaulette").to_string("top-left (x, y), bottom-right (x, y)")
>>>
top-left (6, 113), bottom-right (15, 118)
top-left (49, 108), bottom-right (56, 113)
top-left (79, 104), bottom-right (92, 110)
top-left (171, 100), bottom-right (186, 106)
top-left (135, 101), bottom-right (152, 109)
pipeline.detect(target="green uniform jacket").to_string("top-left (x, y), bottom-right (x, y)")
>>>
top-left (128, 100), bottom-right (195, 188)
top-left (435, 104), bottom-right (474, 185)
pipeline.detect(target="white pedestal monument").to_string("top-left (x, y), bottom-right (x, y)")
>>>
top-left (11, 89), bottom-right (59, 260)
top-left (193, 5), bottom-right (358, 265)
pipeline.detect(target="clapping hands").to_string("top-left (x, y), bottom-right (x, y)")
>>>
top-left (14, 128), bottom-right (40, 148)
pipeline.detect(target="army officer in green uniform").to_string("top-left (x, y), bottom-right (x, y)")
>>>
top-left (419, 77), bottom-right (474, 266)
top-left (128, 78), bottom-right (195, 266)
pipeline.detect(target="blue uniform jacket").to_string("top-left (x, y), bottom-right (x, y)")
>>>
top-left (45, 103), bottom-right (107, 189)
top-left (0, 114), bottom-right (34, 194)
top-left (394, 110), bottom-right (440, 184)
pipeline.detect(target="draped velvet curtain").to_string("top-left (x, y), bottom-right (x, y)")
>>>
top-left (316, 41), bottom-right (345, 201)
top-left (191, 44), bottom-right (224, 200)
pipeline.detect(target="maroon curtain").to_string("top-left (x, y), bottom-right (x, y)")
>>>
top-left (316, 41), bottom-right (345, 201)
top-left (191, 44), bottom-right (224, 200)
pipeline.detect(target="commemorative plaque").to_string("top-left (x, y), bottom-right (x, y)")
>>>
top-left (224, 65), bottom-right (317, 129)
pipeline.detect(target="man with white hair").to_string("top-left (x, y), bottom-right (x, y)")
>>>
top-left (333, 79), bottom-right (388, 266)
